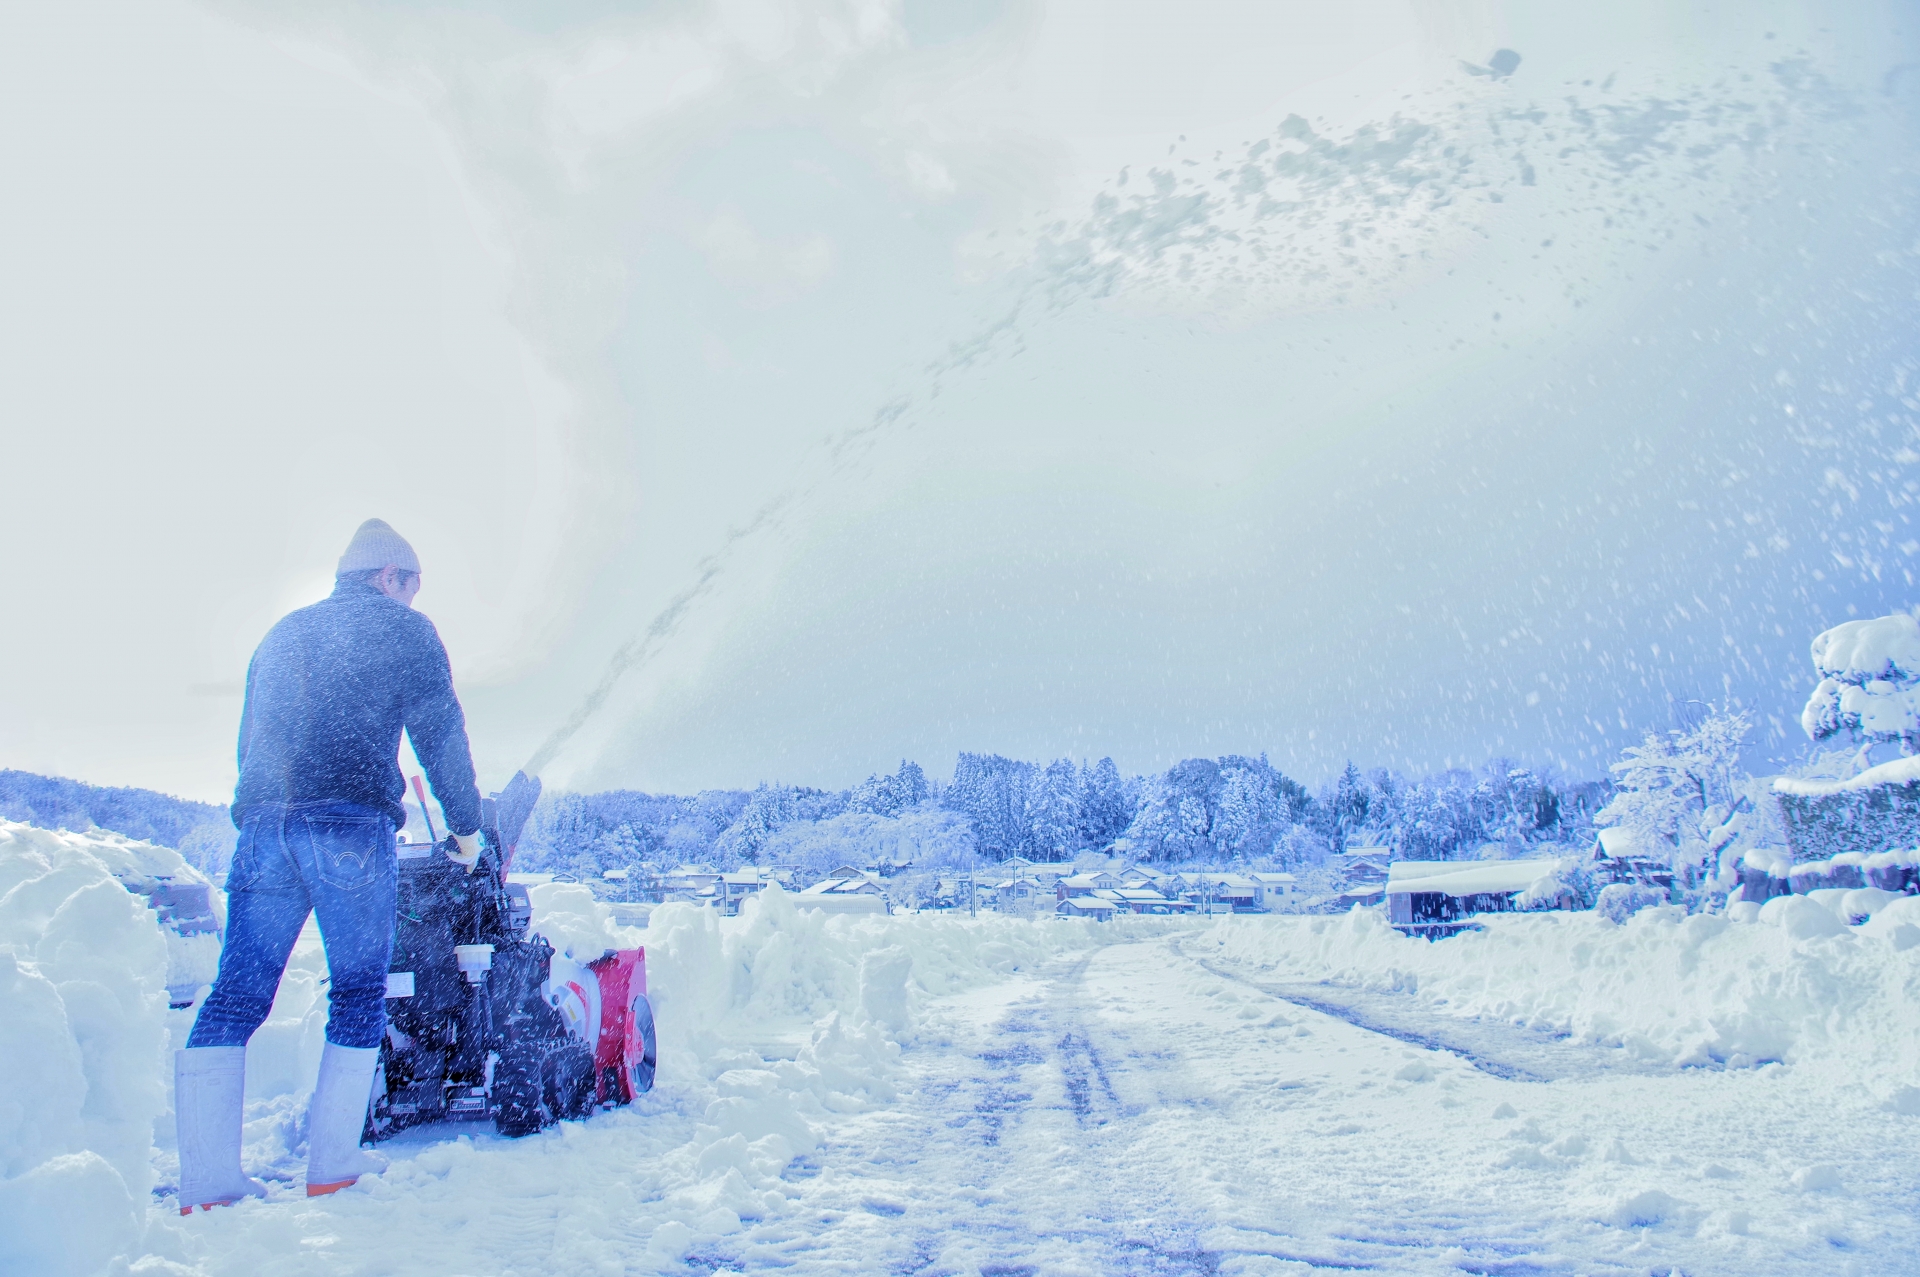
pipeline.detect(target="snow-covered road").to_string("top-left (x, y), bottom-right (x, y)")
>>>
top-left (13, 834), bottom-right (1919, 1277)
top-left (622, 929), bottom-right (1917, 1275)
top-left (147, 925), bottom-right (1920, 1275)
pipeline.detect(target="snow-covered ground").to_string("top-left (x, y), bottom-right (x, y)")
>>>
top-left (7, 821), bottom-right (1920, 1276)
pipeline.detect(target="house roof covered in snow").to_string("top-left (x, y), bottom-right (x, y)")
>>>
top-left (803, 875), bottom-right (885, 895)
top-left (1384, 859), bottom-right (1560, 897)
top-left (1595, 827), bottom-right (1660, 860)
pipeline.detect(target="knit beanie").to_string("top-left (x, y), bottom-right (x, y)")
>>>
top-left (336, 519), bottom-right (421, 576)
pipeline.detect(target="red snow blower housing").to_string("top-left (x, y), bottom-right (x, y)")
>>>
top-left (368, 771), bottom-right (656, 1141)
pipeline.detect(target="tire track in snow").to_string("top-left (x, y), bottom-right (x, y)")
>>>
top-left (776, 949), bottom-right (1512, 1275)
top-left (1184, 945), bottom-right (1684, 1084)
top-left (751, 952), bottom-right (1394, 1274)
top-left (1142, 938), bottom-right (1647, 1276)
top-left (707, 942), bottom-right (1643, 1275)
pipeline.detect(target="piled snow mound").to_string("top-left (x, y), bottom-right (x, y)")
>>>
top-left (637, 883), bottom-right (1105, 1068)
top-left (0, 819), bottom-right (222, 1005)
top-left (0, 821), bottom-right (173, 1275)
top-left (1211, 904), bottom-right (1920, 1073)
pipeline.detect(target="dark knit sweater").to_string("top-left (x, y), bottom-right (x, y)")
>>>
top-left (231, 581), bottom-right (480, 835)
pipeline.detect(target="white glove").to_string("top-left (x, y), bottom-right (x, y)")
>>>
top-left (447, 831), bottom-right (482, 873)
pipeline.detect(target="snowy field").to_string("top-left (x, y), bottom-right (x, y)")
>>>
top-left (7, 822), bottom-right (1920, 1276)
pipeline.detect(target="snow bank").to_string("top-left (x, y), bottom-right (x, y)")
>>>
top-left (0, 821), bottom-right (173, 1276)
top-left (1211, 903), bottom-right (1920, 1075)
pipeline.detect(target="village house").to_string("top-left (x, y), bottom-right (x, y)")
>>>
top-left (1056, 870), bottom-right (1121, 900)
top-left (1098, 887), bottom-right (1181, 915)
top-left (717, 870), bottom-right (786, 916)
top-left (1337, 847), bottom-right (1393, 885)
top-left (993, 875), bottom-right (1047, 911)
top-left (1382, 859), bottom-right (1563, 937)
top-left (1591, 827), bottom-right (1674, 888)
top-left (1056, 896), bottom-right (1117, 921)
top-left (797, 866), bottom-right (889, 914)
top-left (1249, 872), bottom-right (1296, 910)
top-left (654, 867), bottom-right (721, 905)
top-left (1167, 872), bottom-right (1260, 913)
top-left (1002, 857), bottom-right (1071, 888)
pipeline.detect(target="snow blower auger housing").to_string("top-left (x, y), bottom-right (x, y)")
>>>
top-left (368, 771), bottom-right (657, 1142)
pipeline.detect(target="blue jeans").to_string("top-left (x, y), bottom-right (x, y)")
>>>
top-left (188, 802), bottom-right (397, 1050)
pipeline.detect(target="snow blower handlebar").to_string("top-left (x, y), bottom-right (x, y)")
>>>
top-left (481, 770), bottom-right (542, 875)
top-left (410, 774), bottom-right (441, 844)
top-left (407, 770), bottom-right (541, 875)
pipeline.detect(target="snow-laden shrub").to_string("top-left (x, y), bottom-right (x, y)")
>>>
top-left (1596, 882), bottom-right (1669, 924)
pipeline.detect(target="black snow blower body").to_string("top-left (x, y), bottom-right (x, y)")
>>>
top-left (367, 771), bottom-right (656, 1142)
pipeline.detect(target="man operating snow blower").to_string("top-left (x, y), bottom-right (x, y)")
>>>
top-left (177, 518), bottom-right (485, 1211)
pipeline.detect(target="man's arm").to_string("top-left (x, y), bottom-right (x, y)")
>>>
top-left (236, 652), bottom-right (258, 776)
top-left (230, 652), bottom-right (260, 829)
top-left (401, 618), bottom-right (483, 838)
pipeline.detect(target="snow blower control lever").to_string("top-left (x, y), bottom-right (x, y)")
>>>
top-left (368, 770), bottom-right (657, 1142)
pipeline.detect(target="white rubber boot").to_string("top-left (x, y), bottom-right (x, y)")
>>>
top-left (175, 1047), bottom-right (267, 1214)
top-left (305, 1042), bottom-right (389, 1197)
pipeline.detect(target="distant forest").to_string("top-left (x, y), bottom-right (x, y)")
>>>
top-left (513, 753), bottom-right (1611, 882)
top-left (1, 752), bottom-right (1611, 883)
top-left (0, 769), bottom-right (235, 871)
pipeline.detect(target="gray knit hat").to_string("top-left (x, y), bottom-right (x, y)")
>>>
top-left (336, 518), bottom-right (421, 576)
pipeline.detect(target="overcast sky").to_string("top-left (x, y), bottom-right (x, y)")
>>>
top-left (4, 0), bottom-right (1918, 803)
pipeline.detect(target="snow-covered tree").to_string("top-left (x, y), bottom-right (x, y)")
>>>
top-left (1212, 759), bottom-right (1299, 862)
top-left (1025, 758), bottom-right (1083, 860)
top-left (1800, 611), bottom-right (1920, 755)
top-left (1390, 775), bottom-right (1478, 860)
top-left (762, 806), bottom-right (976, 882)
top-left (714, 783), bottom-right (843, 865)
top-left (1078, 757), bottom-right (1132, 849)
top-left (943, 752), bottom-right (1033, 860)
top-left (1596, 704), bottom-right (1751, 885)
top-left (1122, 755), bottom-right (1308, 863)
top-left (847, 760), bottom-right (930, 817)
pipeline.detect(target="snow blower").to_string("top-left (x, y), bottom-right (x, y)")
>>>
top-left (367, 771), bottom-right (656, 1142)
